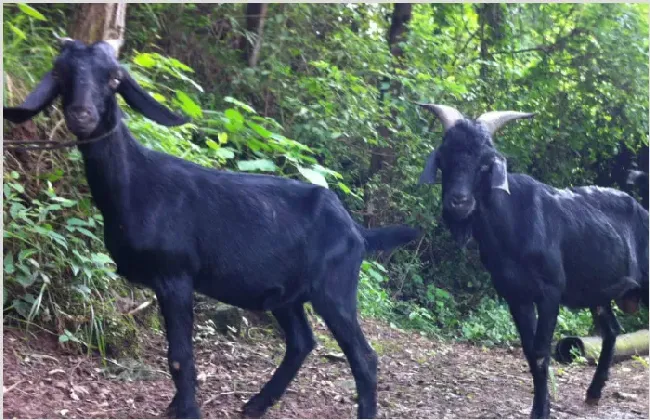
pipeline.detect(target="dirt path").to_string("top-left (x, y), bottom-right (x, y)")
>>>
top-left (3, 317), bottom-right (648, 419)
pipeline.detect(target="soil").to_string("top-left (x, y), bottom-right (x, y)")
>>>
top-left (3, 316), bottom-right (648, 419)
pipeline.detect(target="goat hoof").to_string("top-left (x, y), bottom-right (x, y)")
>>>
top-left (241, 394), bottom-right (270, 418)
top-left (529, 404), bottom-right (550, 419)
top-left (241, 406), bottom-right (266, 419)
top-left (175, 407), bottom-right (201, 419)
top-left (585, 387), bottom-right (602, 406)
top-left (166, 399), bottom-right (200, 419)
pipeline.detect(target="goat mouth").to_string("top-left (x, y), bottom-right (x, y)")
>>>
top-left (443, 203), bottom-right (475, 221)
top-left (66, 119), bottom-right (100, 137)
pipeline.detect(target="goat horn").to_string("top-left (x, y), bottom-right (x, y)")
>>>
top-left (415, 103), bottom-right (465, 132)
top-left (476, 111), bottom-right (535, 136)
top-left (53, 33), bottom-right (74, 46)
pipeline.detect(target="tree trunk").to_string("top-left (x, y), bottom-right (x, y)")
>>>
top-left (476, 4), bottom-right (504, 103)
top-left (364, 4), bottom-right (412, 227)
top-left (241, 3), bottom-right (269, 67)
top-left (70, 3), bottom-right (127, 55)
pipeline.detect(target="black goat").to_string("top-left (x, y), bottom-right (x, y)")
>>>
top-left (416, 104), bottom-right (649, 419)
top-left (4, 39), bottom-right (420, 419)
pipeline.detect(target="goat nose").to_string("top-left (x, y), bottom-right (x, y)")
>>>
top-left (70, 107), bottom-right (91, 120)
top-left (450, 194), bottom-right (470, 207)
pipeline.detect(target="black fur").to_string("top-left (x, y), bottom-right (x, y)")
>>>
top-left (420, 118), bottom-right (649, 419)
top-left (4, 40), bottom-right (420, 419)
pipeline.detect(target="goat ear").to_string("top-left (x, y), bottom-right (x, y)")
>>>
top-left (490, 155), bottom-right (510, 194)
top-left (117, 69), bottom-right (190, 127)
top-left (3, 71), bottom-right (59, 124)
top-left (419, 149), bottom-right (440, 184)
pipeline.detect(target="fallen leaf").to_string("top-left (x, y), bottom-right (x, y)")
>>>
top-left (614, 391), bottom-right (638, 401)
top-left (54, 381), bottom-right (68, 390)
top-left (72, 385), bottom-right (89, 395)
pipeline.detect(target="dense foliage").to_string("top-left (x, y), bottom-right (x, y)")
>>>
top-left (3, 3), bottom-right (648, 351)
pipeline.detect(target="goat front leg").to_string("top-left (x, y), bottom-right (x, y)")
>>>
top-left (156, 278), bottom-right (200, 419)
top-left (529, 295), bottom-right (560, 419)
top-left (585, 304), bottom-right (620, 405)
top-left (508, 301), bottom-right (542, 418)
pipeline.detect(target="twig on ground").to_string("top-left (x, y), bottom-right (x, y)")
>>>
top-left (126, 300), bottom-right (153, 316)
top-left (3, 380), bottom-right (25, 394)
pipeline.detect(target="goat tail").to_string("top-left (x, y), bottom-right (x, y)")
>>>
top-left (357, 223), bottom-right (421, 253)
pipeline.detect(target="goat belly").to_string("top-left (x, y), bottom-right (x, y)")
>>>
top-left (560, 232), bottom-right (635, 308)
top-left (193, 274), bottom-right (309, 311)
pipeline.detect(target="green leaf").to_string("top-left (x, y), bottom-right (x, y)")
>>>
top-left (237, 159), bottom-right (277, 172)
top-left (64, 329), bottom-right (80, 342)
top-left (150, 92), bottom-right (167, 103)
top-left (17, 4), bottom-right (46, 21)
top-left (51, 197), bottom-right (77, 207)
top-left (58, 334), bottom-right (69, 343)
top-left (74, 284), bottom-right (91, 296)
top-left (298, 166), bottom-right (328, 187)
top-left (205, 139), bottom-right (220, 151)
top-left (91, 253), bottom-right (113, 266)
top-left (246, 121), bottom-right (272, 139)
top-left (167, 57), bottom-right (193, 72)
top-left (133, 53), bottom-right (157, 68)
top-left (75, 227), bottom-right (100, 241)
top-left (13, 299), bottom-right (30, 318)
top-left (224, 97), bottom-right (257, 114)
top-left (4, 252), bottom-right (15, 275)
top-left (224, 108), bottom-right (245, 130)
top-left (218, 132), bottom-right (228, 144)
top-left (10, 183), bottom-right (25, 194)
top-left (337, 182), bottom-right (351, 194)
top-left (16, 273), bottom-right (37, 288)
top-left (174, 91), bottom-right (202, 118)
top-left (215, 147), bottom-right (235, 159)
top-left (367, 268), bottom-right (384, 282)
top-left (18, 249), bottom-right (36, 262)
top-left (66, 218), bottom-right (87, 226)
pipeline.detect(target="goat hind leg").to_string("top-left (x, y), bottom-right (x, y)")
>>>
top-left (242, 303), bottom-right (315, 418)
top-left (312, 296), bottom-right (377, 419)
top-left (156, 278), bottom-right (200, 419)
top-left (585, 305), bottom-right (620, 405)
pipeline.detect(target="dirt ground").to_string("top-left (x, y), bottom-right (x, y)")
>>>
top-left (3, 316), bottom-right (648, 419)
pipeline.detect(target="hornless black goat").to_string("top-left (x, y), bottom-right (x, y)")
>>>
top-left (416, 104), bottom-right (649, 419)
top-left (3, 40), bottom-right (420, 419)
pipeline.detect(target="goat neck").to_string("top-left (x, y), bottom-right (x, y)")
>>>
top-left (78, 105), bottom-right (143, 218)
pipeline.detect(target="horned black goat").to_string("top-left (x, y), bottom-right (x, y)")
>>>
top-left (416, 104), bottom-right (648, 419)
top-left (3, 39), bottom-right (421, 419)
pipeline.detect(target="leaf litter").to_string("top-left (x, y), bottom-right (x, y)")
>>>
top-left (3, 317), bottom-right (648, 419)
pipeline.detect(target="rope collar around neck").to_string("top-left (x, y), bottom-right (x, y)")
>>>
top-left (3, 123), bottom-right (120, 151)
